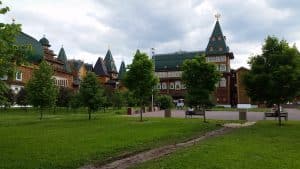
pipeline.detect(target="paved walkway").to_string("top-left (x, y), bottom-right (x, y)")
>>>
top-left (132, 108), bottom-right (300, 121)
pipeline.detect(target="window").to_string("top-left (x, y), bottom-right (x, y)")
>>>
top-left (157, 83), bottom-right (161, 90)
top-left (181, 84), bottom-right (186, 89)
top-left (219, 47), bottom-right (223, 51)
top-left (218, 36), bottom-right (222, 40)
top-left (175, 81), bottom-right (181, 90)
top-left (16, 71), bottom-right (22, 81)
top-left (212, 37), bottom-right (216, 41)
top-left (170, 82), bottom-right (175, 89)
top-left (220, 77), bottom-right (226, 87)
top-left (162, 82), bottom-right (167, 89)
top-left (219, 64), bottom-right (226, 72)
top-left (209, 47), bottom-right (213, 51)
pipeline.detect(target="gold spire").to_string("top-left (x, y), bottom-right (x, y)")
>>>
top-left (214, 13), bottom-right (221, 21)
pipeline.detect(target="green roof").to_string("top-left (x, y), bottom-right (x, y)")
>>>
top-left (118, 61), bottom-right (126, 80)
top-left (104, 49), bottom-right (117, 73)
top-left (15, 32), bottom-right (44, 63)
top-left (39, 37), bottom-right (51, 47)
top-left (205, 20), bottom-right (229, 55)
top-left (58, 47), bottom-right (71, 73)
top-left (154, 51), bottom-right (204, 71)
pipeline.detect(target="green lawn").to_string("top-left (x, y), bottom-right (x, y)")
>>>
top-left (134, 121), bottom-right (300, 169)
top-left (0, 109), bottom-right (219, 169)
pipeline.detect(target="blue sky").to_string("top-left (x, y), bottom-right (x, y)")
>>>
top-left (1, 0), bottom-right (300, 69)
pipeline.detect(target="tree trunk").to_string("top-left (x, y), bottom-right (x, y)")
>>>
top-left (140, 106), bottom-right (143, 122)
top-left (88, 108), bottom-right (91, 120)
top-left (203, 109), bottom-right (206, 123)
top-left (40, 108), bottom-right (43, 120)
top-left (277, 103), bottom-right (281, 126)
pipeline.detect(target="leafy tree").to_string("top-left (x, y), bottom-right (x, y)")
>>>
top-left (244, 36), bottom-right (300, 125)
top-left (2, 89), bottom-right (15, 108)
top-left (123, 90), bottom-right (137, 107)
top-left (26, 60), bottom-right (58, 120)
top-left (79, 72), bottom-right (105, 120)
top-left (156, 95), bottom-right (174, 110)
top-left (56, 87), bottom-right (73, 107)
top-left (0, 1), bottom-right (30, 104)
top-left (182, 56), bottom-right (220, 122)
top-left (124, 50), bottom-right (158, 121)
top-left (69, 92), bottom-right (82, 110)
top-left (111, 90), bottom-right (125, 109)
top-left (15, 87), bottom-right (28, 106)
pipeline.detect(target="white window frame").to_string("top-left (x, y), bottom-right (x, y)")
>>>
top-left (16, 71), bottom-right (22, 81)
top-left (170, 82), bottom-right (175, 90)
top-left (162, 82), bottom-right (167, 89)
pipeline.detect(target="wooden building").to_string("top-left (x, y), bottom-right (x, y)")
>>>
top-left (153, 18), bottom-right (234, 107)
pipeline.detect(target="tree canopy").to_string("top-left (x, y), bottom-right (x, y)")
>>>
top-left (124, 50), bottom-right (158, 121)
top-left (26, 60), bottom-right (58, 119)
top-left (182, 56), bottom-right (220, 111)
top-left (244, 36), bottom-right (300, 125)
top-left (0, 1), bottom-right (29, 105)
top-left (79, 72), bottom-right (105, 120)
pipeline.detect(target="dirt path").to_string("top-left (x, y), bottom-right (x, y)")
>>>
top-left (80, 126), bottom-right (238, 169)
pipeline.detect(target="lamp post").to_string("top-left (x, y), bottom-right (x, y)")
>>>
top-left (151, 48), bottom-right (155, 112)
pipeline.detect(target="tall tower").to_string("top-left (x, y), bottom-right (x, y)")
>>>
top-left (104, 49), bottom-right (118, 80)
top-left (205, 14), bottom-right (234, 105)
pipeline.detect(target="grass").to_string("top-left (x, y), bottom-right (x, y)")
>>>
top-left (133, 121), bottom-right (300, 169)
top-left (0, 109), bottom-right (220, 169)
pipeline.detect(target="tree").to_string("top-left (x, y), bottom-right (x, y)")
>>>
top-left (0, 1), bottom-right (30, 105)
top-left (182, 56), bottom-right (220, 122)
top-left (79, 72), bottom-right (105, 120)
top-left (111, 90), bottom-right (125, 109)
top-left (124, 50), bottom-right (158, 121)
top-left (16, 88), bottom-right (28, 107)
top-left (244, 36), bottom-right (300, 125)
top-left (156, 95), bottom-right (174, 110)
top-left (26, 60), bottom-right (58, 119)
top-left (56, 87), bottom-right (73, 107)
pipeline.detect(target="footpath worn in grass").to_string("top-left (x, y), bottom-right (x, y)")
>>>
top-left (134, 121), bottom-right (300, 169)
top-left (0, 110), bottom-right (219, 169)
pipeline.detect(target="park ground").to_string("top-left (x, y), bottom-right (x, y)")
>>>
top-left (1, 108), bottom-right (300, 169)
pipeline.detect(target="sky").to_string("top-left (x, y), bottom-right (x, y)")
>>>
top-left (1, 0), bottom-right (300, 70)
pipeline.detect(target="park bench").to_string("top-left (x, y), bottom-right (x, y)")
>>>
top-left (185, 110), bottom-right (205, 118)
top-left (264, 111), bottom-right (288, 121)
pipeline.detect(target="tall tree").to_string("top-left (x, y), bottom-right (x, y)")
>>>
top-left (124, 50), bottom-right (158, 121)
top-left (79, 72), bottom-right (104, 120)
top-left (15, 88), bottom-right (28, 107)
top-left (26, 60), bottom-right (58, 119)
top-left (56, 87), bottom-right (73, 107)
top-left (244, 36), bottom-right (300, 125)
top-left (182, 56), bottom-right (220, 122)
top-left (0, 1), bottom-right (29, 104)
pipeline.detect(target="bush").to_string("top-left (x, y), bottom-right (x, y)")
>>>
top-left (157, 95), bottom-right (174, 110)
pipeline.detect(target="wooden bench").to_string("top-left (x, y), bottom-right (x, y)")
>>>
top-left (185, 110), bottom-right (205, 118)
top-left (264, 112), bottom-right (288, 121)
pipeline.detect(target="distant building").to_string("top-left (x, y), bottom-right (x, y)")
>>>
top-left (154, 18), bottom-right (234, 107)
top-left (2, 32), bottom-right (126, 93)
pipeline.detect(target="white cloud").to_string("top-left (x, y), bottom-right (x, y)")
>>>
top-left (1, 0), bottom-right (300, 70)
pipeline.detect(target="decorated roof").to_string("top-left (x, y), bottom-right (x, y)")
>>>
top-left (84, 63), bottom-right (94, 72)
top-left (94, 57), bottom-right (109, 77)
top-left (153, 51), bottom-right (204, 71)
top-left (104, 49), bottom-right (117, 73)
top-left (205, 20), bottom-right (229, 55)
top-left (118, 61), bottom-right (126, 80)
top-left (68, 60), bottom-right (84, 72)
top-left (39, 36), bottom-right (51, 47)
top-left (57, 47), bottom-right (71, 73)
top-left (15, 32), bottom-right (44, 63)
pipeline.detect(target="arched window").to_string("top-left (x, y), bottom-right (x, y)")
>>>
top-left (162, 82), bottom-right (167, 89)
top-left (170, 82), bottom-right (175, 89)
